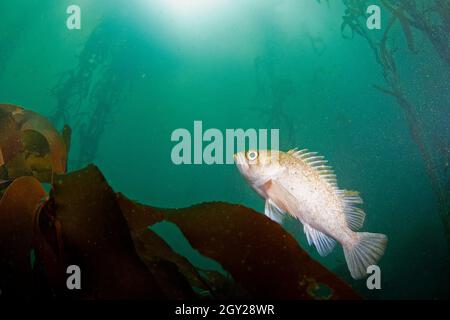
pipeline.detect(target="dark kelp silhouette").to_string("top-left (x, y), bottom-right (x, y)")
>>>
top-left (253, 30), bottom-right (297, 145)
top-left (51, 16), bottom-right (132, 168)
top-left (0, 176), bottom-right (49, 297)
top-left (320, 0), bottom-right (450, 250)
top-left (51, 12), bottom-right (170, 168)
top-left (252, 9), bottom-right (327, 147)
top-left (0, 106), bottom-right (359, 299)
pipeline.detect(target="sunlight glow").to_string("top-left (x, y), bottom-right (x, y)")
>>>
top-left (162, 0), bottom-right (226, 18)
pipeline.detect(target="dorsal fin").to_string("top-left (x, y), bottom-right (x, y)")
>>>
top-left (288, 148), bottom-right (338, 188)
top-left (287, 148), bottom-right (309, 157)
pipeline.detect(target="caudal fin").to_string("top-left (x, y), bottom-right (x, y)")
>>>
top-left (343, 232), bottom-right (388, 280)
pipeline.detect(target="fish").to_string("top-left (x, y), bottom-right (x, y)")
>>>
top-left (234, 148), bottom-right (387, 279)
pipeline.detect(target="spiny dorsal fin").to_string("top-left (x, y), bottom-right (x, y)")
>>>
top-left (288, 148), bottom-right (338, 188)
top-left (287, 148), bottom-right (309, 157)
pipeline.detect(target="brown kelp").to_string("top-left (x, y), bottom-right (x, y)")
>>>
top-left (0, 104), bottom-right (69, 184)
top-left (322, 0), bottom-right (450, 249)
top-left (0, 176), bottom-right (49, 297)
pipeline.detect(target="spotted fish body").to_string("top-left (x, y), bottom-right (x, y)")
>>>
top-left (234, 149), bottom-right (388, 279)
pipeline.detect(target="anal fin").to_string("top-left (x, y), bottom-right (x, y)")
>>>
top-left (303, 224), bottom-right (336, 257)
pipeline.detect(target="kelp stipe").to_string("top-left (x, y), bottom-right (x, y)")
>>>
top-left (318, 0), bottom-right (450, 251)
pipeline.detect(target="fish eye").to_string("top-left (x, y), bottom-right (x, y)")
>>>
top-left (246, 150), bottom-right (259, 161)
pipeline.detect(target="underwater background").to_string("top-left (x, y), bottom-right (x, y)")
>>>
top-left (0, 0), bottom-right (449, 299)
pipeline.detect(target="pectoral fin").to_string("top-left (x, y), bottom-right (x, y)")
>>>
top-left (262, 179), bottom-right (300, 221)
top-left (264, 199), bottom-right (285, 223)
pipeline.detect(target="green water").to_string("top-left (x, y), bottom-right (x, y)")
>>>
top-left (1, 0), bottom-right (449, 299)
